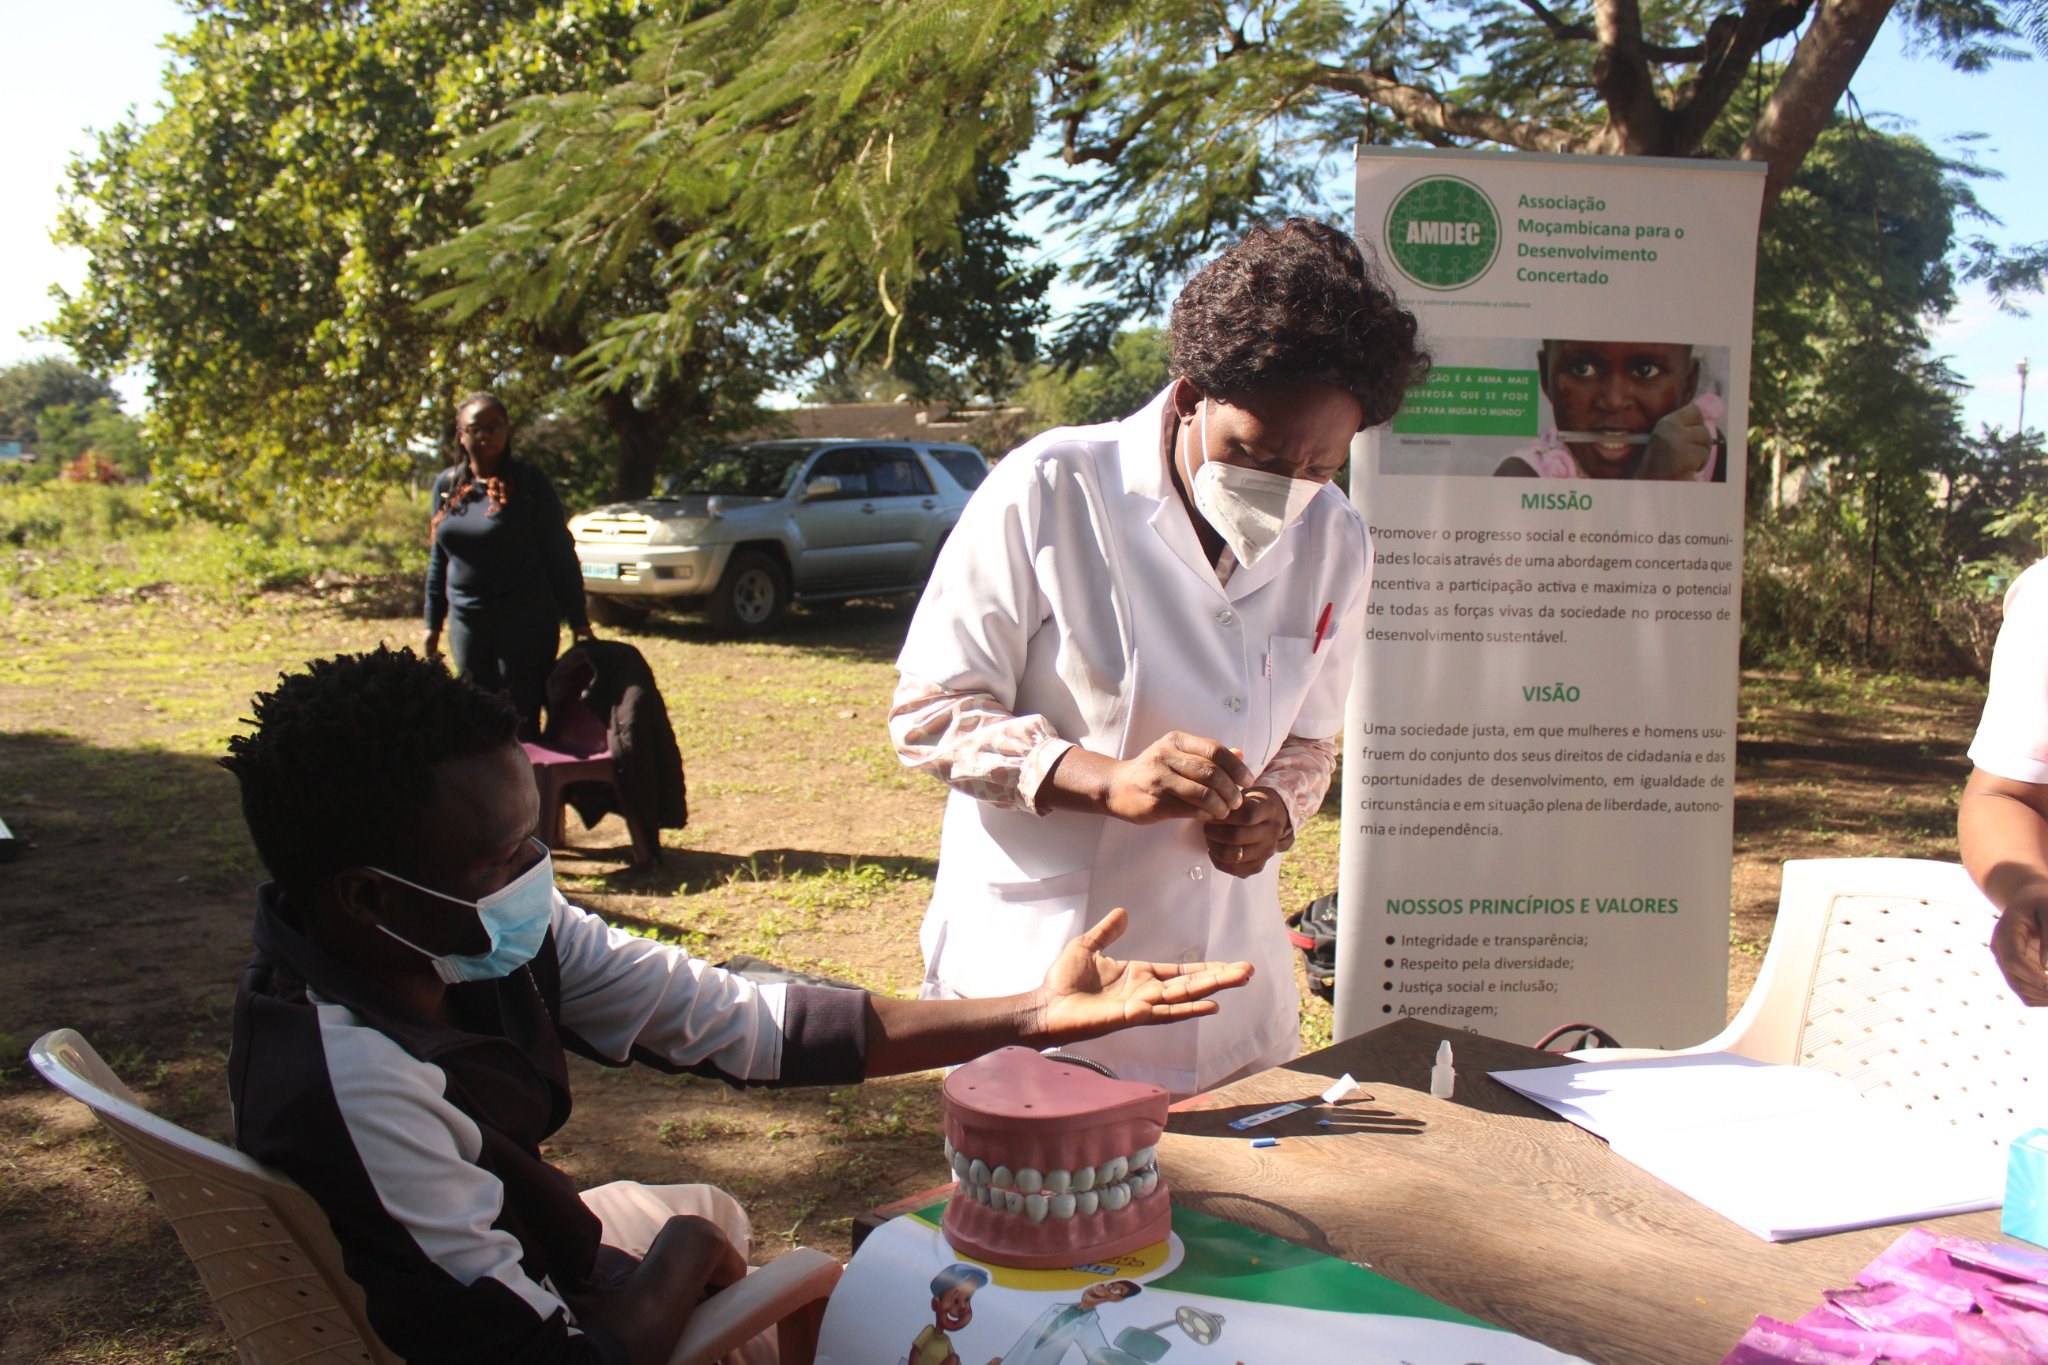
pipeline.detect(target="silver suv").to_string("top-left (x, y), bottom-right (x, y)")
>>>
top-left (570, 439), bottom-right (990, 633)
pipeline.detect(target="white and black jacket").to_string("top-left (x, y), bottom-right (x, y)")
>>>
top-left (229, 885), bottom-right (869, 1364)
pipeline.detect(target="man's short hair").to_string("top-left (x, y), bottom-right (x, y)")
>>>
top-left (931, 1264), bottom-right (990, 1297)
top-left (220, 646), bottom-right (519, 898)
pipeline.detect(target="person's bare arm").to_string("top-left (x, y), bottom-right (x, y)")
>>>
top-left (568, 1215), bottom-right (748, 1365)
top-left (860, 907), bottom-right (1253, 1076)
top-left (1959, 766), bottom-right (2048, 1005)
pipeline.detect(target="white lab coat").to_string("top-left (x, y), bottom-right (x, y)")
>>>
top-left (896, 386), bottom-right (1371, 1094)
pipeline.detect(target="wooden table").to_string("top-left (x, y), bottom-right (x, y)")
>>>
top-left (1163, 1017), bottom-right (2022, 1365)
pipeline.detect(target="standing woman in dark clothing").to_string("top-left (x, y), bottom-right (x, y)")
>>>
top-left (422, 393), bottom-right (593, 738)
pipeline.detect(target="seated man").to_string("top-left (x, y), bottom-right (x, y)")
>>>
top-left (221, 647), bottom-right (1252, 1365)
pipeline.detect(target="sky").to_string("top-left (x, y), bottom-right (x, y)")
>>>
top-left (1, 2), bottom-right (2041, 434)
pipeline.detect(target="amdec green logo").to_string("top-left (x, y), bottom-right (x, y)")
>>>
top-left (1384, 176), bottom-right (1500, 291)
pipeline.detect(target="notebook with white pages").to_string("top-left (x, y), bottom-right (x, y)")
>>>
top-left (1490, 1053), bottom-right (2006, 1242)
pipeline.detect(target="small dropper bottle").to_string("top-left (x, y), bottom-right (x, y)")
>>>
top-left (1429, 1040), bottom-right (1455, 1099)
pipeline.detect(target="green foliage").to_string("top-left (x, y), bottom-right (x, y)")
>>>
top-left (420, 18), bottom-right (1053, 414)
top-left (36, 399), bottom-right (149, 478)
top-left (1018, 327), bottom-right (1171, 428)
top-left (46, 0), bottom-right (697, 517)
top-left (52, 0), bottom-right (1050, 512)
top-left (0, 483), bottom-right (419, 602)
top-left (0, 358), bottom-right (116, 443)
top-left (1734, 111), bottom-right (2048, 676)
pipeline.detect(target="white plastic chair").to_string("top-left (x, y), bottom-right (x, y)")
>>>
top-left (1574, 858), bottom-right (2043, 1150)
top-left (30, 1029), bottom-right (841, 1365)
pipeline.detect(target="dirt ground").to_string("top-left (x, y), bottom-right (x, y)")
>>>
top-left (0, 584), bottom-right (1986, 1362)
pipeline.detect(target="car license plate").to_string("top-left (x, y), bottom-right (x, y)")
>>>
top-left (581, 562), bottom-right (621, 580)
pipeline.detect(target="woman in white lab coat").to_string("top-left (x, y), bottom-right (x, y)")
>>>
top-left (891, 220), bottom-right (1429, 1095)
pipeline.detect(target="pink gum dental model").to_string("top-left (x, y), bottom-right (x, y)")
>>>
top-left (942, 1047), bottom-right (1170, 1269)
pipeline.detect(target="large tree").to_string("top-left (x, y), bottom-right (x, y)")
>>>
top-left (0, 358), bottom-right (118, 445)
top-left (438, 0), bottom-right (2037, 373)
top-left (51, 0), bottom-right (650, 514)
top-left (49, 0), bottom-right (1049, 513)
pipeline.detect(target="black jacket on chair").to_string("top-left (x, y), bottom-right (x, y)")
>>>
top-left (542, 641), bottom-right (687, 846)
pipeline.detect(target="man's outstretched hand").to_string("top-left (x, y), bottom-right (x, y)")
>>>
top-left (1029, 907), bottom-right (1253, 1045)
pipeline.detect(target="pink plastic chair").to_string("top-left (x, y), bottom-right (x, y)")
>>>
top-left (523, 694), bottom-right (655, 867)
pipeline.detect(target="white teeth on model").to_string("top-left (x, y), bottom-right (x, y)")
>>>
top-left (950, 1143), bottom-right (1163, 1218)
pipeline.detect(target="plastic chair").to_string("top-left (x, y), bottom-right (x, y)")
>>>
top-left (524, 692), bottom-right (656, 867)
top-left (30, 1029), bottom-right (842, 1365)
top-left (1573, 858), bottom-right (2042, 1149)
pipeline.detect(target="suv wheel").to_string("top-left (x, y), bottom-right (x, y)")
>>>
top-left (586, 595), bottom-right (651, 628)
top-left (709, 551), bottom-right (789, 634)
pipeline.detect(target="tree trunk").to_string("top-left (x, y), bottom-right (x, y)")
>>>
top-left (1740, 0), bottom-right (1896, 216)
top-left (596, 390), bottom-right (682, 501)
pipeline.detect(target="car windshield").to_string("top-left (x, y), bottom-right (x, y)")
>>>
top-left (666, 445), bottom-right (815, 497)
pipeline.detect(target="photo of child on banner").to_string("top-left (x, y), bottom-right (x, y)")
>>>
top-left (1374, 336), bottom-right (1730, 482)
top-left (1496, 339), bottom-right (1724, 482)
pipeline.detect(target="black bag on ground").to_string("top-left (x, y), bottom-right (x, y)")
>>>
top-left (1286, 892), bottom-right (1339, 1002)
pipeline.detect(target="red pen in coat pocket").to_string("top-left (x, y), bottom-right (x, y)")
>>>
top-left (1311, 601), bottom-right (1334, 653)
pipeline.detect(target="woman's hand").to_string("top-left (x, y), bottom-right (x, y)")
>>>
top-left (1049, 731), bottom-right (1254, 823)
top-left (1203, 786), bottom-right (1293, 877)
top-left (422, 629), bottom-right (442, 662)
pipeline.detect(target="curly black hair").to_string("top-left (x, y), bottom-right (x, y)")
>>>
top-left (1168, 219), bottom-right (1430, 429)
top-left (220, 646), bottom-right (519, 899)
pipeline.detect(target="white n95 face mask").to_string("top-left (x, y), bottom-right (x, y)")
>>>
top-left (1185, 400), bottom-right (1323, 567)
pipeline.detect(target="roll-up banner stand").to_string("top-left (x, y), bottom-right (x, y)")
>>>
top-left (1336, 148), bottom-right (1766, 1048)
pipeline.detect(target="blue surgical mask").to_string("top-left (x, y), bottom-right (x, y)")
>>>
top-left (369, 837), bottom-right (556, 983)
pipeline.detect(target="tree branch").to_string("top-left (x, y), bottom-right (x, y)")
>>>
top-left (1590, 0), bottom-right (1669, 153)
top-left (1740, 0), bottom-right (1896, 216)
top-left (1060, 90), bottom-right (1179, 165)
top-left (1311, 65), bottom-right (1584, 152)
top-left (1518, 0), bottom-right (1594, 42)
top-left (1671, 0), bottom-right (1814, 151)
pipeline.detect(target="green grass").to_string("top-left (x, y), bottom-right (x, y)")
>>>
top-left (0, 483), bottom-right (421, 602)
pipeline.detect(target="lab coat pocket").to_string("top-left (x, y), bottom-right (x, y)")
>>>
top-left (1257, 635), bottom-right (1320, 770)
top-left (927, 866), bottom-right (1094, 999)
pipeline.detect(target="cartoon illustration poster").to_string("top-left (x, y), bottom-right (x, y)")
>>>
top-left (1337, 149), bottom-right (1767, 1049)
top-left (816, 1199), bottom-right (1586, 1364)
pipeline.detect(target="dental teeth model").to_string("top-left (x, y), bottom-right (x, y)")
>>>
top-left (941, 1047), bottom-right (1171, 1269)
